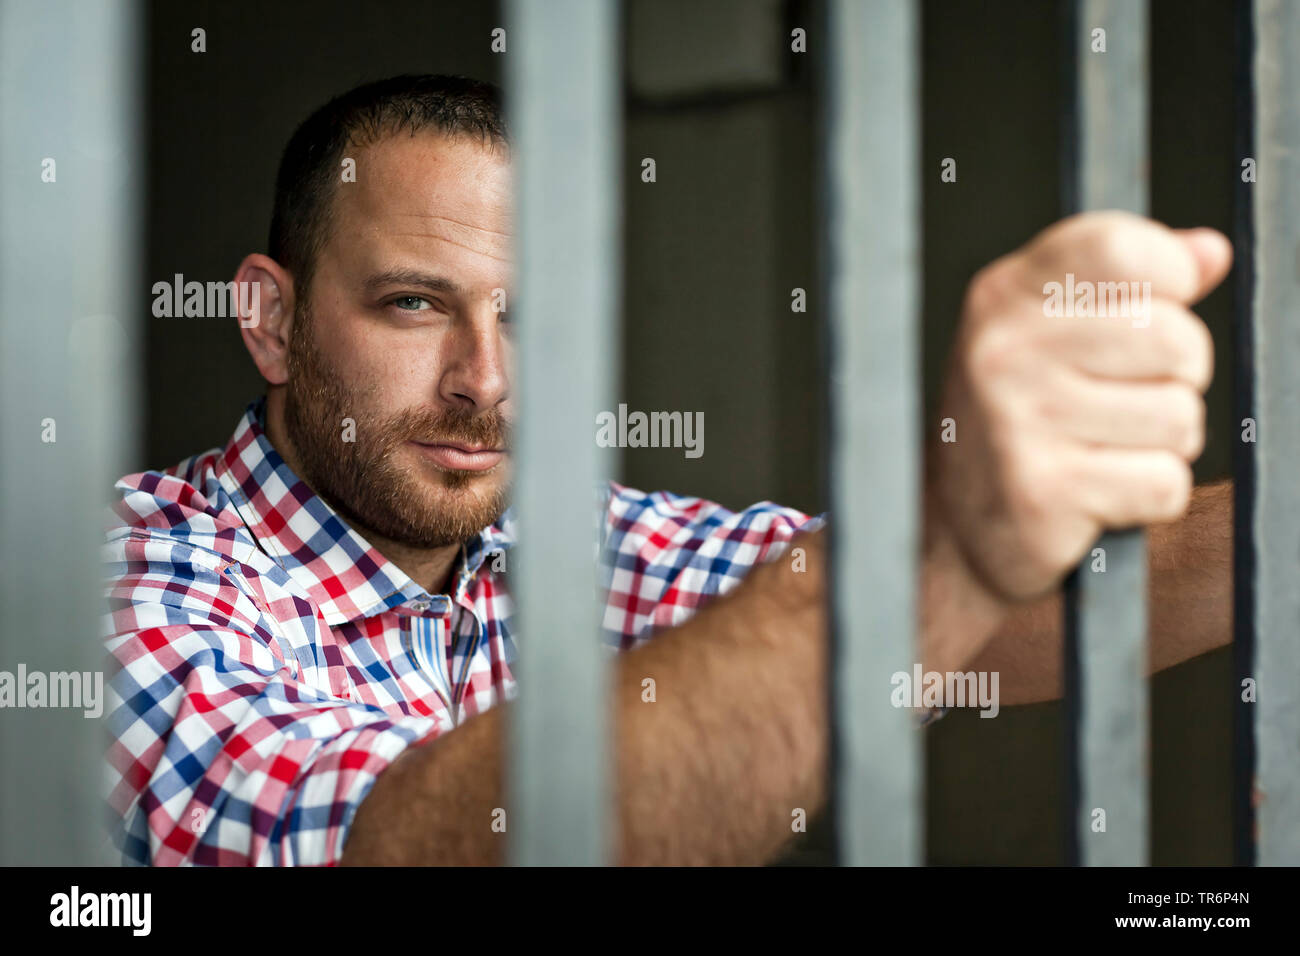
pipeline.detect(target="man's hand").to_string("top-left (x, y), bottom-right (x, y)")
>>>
top-left (932, 211), bottom-right (1233, 604)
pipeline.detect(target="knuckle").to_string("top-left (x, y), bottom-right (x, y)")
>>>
top-left (1039, 528), bottom-right (1086, 575)
top-left (1005, 445), bottom-right (1056, 519)
top-left (1050, 210), bottom-right (1133, 249)
top-left (1153, 306), bottom-right (1213, 389)
top-left (1188, 316), bottom-right (1215, 390)
top-left (964, 322), bottom-right (1018, 383)
top-left (1082, 218), bottom-right (1139, 274)
top-left (962, 267), bottom-right (998, 319)
top-left (959, 338), bottom-right (990, 389)
top-left (963, 254), bottom-right (1025, 320)
top-left (1170, 389), bottom-right (1206, 460)
top-left (1032, 384), bottom-right (1068, 428)
top-left (1150, 305), bottom-right (1184, 352)
top-left (1147, 456), bottom-right (1193, 518)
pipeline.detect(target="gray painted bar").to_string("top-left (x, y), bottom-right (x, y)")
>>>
top-left (825, 0), bottom-right (922, 866)
top-left (0, 0), bottom-right (141, 865)
top-left (1250, 0), bottom-right (1300, 867)
top-left (504, 0), bottom-right (619, 866)
top-left (1069, 0), bottom-right (1150, 867)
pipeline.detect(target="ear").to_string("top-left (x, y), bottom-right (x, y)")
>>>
top-left (235, 253), bottom-right (296, 385)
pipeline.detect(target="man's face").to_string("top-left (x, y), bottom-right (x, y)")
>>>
top-left (283, 131), bottom-right (514, 550)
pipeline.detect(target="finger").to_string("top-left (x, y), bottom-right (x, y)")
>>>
top-left (1063, 445), bottom-right (1194, 527)
top-left (1025, 211), bottom-right (1230, 306)
top-left (1171, 227), bottom-right (1234, 304)
top-left (1029, 373), bottom-right (1205, 460)
top-left (1042, 299), bottom-right (1214, 391)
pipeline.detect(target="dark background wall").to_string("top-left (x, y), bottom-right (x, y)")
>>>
top-left (144, 0), bottom-right (1238, 864)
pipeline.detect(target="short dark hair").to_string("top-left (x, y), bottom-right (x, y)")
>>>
top-left (268, 74), bottom-right (507, 302)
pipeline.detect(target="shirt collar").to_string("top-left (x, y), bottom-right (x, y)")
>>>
top-left (213, 398), bottom-right (515, 626)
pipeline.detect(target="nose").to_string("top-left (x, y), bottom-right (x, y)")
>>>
top-left (436, 305), bottom-right (511, 413)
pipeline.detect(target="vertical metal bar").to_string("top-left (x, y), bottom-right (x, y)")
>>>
top-left (1058, 0), bottom-right (1083, 867)
top-left (824, 0), bottom-right (922, 866)
top-left (1231, 0), bottom-right (1257, 868)
top-left (505, 0), bottom-right (618, 866)
top-left (1063, 0), bottom-right (1150, 867)
top-left (1250, 0), bottom-right (1300, 867)
top-left (0, 0), bottom-right (141, 864)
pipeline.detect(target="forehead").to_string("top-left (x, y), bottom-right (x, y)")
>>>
top-left (332, 131), bottom-right (512, 269)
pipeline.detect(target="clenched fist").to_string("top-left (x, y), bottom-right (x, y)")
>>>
top-left (932, 211), bottom-right (1233, 603)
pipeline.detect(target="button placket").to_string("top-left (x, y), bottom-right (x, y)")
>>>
top-left (402, 607), bottom-right (454, 720)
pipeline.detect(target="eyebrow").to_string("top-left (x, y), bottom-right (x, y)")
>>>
top-left (363, 269), bottom-right (464, 296)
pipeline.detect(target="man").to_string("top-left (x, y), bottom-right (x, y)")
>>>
top-left (102, 74), bottom-right (1234, 866)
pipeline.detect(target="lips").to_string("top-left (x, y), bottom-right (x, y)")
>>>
top-left (409, 440), bottom-right (506, 472)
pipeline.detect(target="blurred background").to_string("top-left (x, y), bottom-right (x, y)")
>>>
top-left (136, 0), bottom-right (1238, 865)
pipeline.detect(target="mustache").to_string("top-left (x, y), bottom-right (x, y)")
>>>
top-left (387, 406), bottom-right (511, 450)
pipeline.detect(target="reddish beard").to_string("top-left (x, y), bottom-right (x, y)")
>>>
top-left (282, 304), bottom-right (511, 549)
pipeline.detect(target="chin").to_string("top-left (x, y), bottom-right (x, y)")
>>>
top-left (419, 472), bottom-right (508, 508)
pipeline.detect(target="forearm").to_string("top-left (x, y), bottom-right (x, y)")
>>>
top-left (919, 477), bottom-right (1013, 676)
top-left (969, 478), bottom-right (1234, 705)
top-left (613, 530), bottom-right (828, 864)
top-left (340, 531), bottom-right (829, 866)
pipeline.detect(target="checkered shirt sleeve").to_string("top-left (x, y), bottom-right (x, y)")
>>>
top-left (102, 521), bottom-right (442, 866)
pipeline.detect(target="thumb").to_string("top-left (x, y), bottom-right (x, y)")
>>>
top-left (1171, 227), bottom-right (1233, 304)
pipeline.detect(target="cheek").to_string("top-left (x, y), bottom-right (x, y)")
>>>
top-left (326, 323), bottom-right (440, 415)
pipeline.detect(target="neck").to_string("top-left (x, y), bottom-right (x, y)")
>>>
top-left (262, 388), bottom-right (462, 596)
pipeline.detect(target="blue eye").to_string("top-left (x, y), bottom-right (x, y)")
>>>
top-left (392, 296), bottom-right (431, 312)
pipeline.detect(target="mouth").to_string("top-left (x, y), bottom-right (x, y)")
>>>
top-left (408, 440), bottom-right (507, 472)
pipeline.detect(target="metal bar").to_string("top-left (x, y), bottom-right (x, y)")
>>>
top-left (504, 0), bottom-right (619, 866)
top-left (1250, 0), bottom-right (1300, 867)
top-left (1058, 0), bottom-right (1083, 868)
top-left (1063, 0), bottom-right (1150, 867)
top-left (1231, 0), bottom-right (1257, 868)
top-left (824, 0), bottom-right (922, 866)
top-left (0, 0), bottom-right (142, 864)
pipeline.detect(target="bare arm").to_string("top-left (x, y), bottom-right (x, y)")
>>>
top-left (337, 478), bottom-right (1231, 865)
top-left (341, 529), bottom-right (830, 866)
top-left (967, 478), bottom-right (1233, 705)
top-left (340, 488), bottom-right (1059, 867)
top-left (340, 478), bottom-right (1056, 867)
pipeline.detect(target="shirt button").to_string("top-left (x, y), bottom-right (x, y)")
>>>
top-left (412, 600), bottom-right (430, 612)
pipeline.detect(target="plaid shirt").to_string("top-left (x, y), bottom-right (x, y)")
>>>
top-left (101, 398), bottom-right (828, 866)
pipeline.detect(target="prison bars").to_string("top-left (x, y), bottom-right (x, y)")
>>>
top-left (476, 0), bottom-right (1300, 868)
top-left (0, 0), bottom-right (1295, 870)
top-left (1061, 0), bottom-right (1151, 868)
